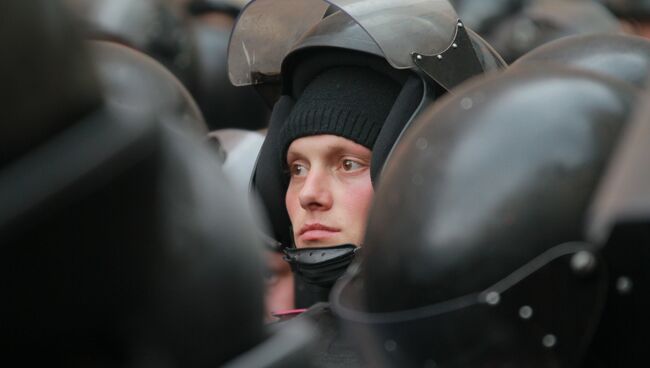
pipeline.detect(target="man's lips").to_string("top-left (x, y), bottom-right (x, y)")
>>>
top-left (299, 223), bottom-right (340, 241)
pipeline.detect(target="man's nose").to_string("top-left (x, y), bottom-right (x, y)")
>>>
top-left (298, 168), bottom-right (333, 211)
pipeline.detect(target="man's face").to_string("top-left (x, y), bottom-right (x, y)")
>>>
top-left (285, 134), bottom-right (374, 248)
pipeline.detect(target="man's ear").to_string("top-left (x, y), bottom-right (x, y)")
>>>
top-left (251, 95), bottom-right (296, 249)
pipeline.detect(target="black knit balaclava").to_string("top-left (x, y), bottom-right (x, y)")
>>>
top-left (279, 66), bottom-right (402, 161)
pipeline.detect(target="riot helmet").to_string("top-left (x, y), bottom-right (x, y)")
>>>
top-left (581, 77), bottom-right (650, 367)
top-left (228, 0), bottom-right (506, 308)
top-left (484, 0), bottom-right (622, 63)
top-left (65, 0), bottom-right (199, 92)
top-left (515, 33), bottom-right (650, 88)
top-left (91, 41), bottom-right (209, 134)
top-left (1, 1), bottom-right (316, 365)
top-left (0, 0), bottom-right (101, 169)
top-left (448, 0), bottom-right (525, 35)
top-left (188, 0), bottom-right (270, 130)
top-left (331, 66), bottom-right (642, 367)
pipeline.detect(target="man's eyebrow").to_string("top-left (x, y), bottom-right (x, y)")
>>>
top-left (326, 145), bottom-right (347, 155)
top-left (286, 148), bottom-right (308, 163)
top-left (287, 142), bottom-right (371, 162)
top-left (326, 145), bottom-right (370, 157)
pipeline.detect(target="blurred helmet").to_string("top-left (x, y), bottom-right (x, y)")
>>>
top-left (448, 0), bottom-right (525, 35)
top-left (486, 0), bottom-right (621, 63)
top-left (1, 1), bottom-right (315, 366)
top-left (332, 66), bottom-right (644, 367)
top-left (515, 33), bottom-right (650, 88)
top-left (0, 0), bottom-right (101, 169)
top-left (65, 0), bottom-right (199, 92)
top-left (189, 7), bottom-right (271, 130)
top-left (91, 40), bottom-right (209, 134)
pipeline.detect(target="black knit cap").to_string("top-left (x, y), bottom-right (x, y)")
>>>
top-left (280, 66), bottom-right (402, 161)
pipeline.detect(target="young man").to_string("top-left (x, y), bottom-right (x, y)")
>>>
top-left (228, 0), bottom-right (506, 310)
top-left (285, 135), bottom-right (374, 249)
top-left (228, 1), bottom-right (505, 365)
top-left (282, 66), bottom-right (401, 250)
top-left (229, 0), bottom-right (507, 312)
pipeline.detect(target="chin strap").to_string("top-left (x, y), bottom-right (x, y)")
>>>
top-left (284, 244), bottom-right (359, 308)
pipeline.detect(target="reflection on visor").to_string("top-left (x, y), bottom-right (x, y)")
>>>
top-left (228, 0), bottom-right (460, 86)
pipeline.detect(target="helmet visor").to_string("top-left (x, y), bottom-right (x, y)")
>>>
top-left (228, 0), bottom-right (460, 86)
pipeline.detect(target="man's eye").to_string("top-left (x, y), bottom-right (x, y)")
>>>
top-left (290, 163), bottom-right (307, 177)
top-left (342, 159), bottom-right (364, 172)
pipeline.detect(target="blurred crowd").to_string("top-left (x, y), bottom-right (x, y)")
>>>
top-left (2, 0), bottom-right (650, 367)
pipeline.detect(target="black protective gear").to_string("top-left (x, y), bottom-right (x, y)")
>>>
top-left (285, 245), bottom-right (359, 307)
top-left (65, 0), bottom-right (199, 92)
top-left (293, 303), bottom-right (367, 367)
top-left (332, 65), bottom-right (643, 367)
top-left (449, 0), bottom-right (622, 64)
top-left (448, 0), bottom-right (524, 35)
top-left (233, 0), bottom-right (507, 251)
top-left (2, 107), bottom-right (266, 367)
top-left (91, 41), bottom-right (208, 134)
top-left (514, 33), bottom-right (650, 88)
top-left (228, 0), bottom-right (507, 310)
top-left (189, 5), bottom-right (270, 130)
top-left (0, 0), bottom-right (101, 169)
top-left (1, 1), bottom-right (317, 366)
top-left (485, 0), bottom-right (621, 63)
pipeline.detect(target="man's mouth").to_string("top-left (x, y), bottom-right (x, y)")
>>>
top-left (299, 223), bottom-right (340, 242)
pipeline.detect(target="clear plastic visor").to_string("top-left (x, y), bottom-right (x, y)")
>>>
top-left (228, 0), bottom-right (460, 86)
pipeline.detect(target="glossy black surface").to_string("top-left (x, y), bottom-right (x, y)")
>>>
top-left (66, 0), bottom-right (199, 90)
top-left (0, 0), bottom-right (101, 168)
top-left (364, 66), bottom-right (636, 311)
top-left (332, 66), bottom-right (640, 367)
top-left (515, 33), bottom-right (650, 88)
top-left (91, 41), bottom-right (208, 134)
top-left (1, 2), bottom-right (267, 365)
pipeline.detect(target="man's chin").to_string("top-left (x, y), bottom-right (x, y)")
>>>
top-left (296, 238), bottom-right (346, 249)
